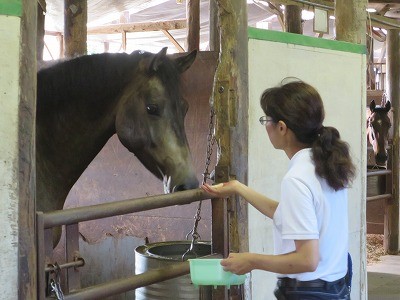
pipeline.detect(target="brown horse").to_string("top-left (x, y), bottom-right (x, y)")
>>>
top-left (37, 48), bottom-right (199, 244)
top-left (367, 99), bottom-right (391, 167)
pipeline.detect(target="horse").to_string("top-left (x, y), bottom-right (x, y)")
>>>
top-left (37, 47), bottom-right (199, 245)
top-left (367, 99), bottom-right (391, 167)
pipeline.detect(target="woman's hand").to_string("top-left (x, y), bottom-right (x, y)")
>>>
top-left (220, 253), bottom-right (253, 275)
top-left (201, 180), bottom-right (241, 198)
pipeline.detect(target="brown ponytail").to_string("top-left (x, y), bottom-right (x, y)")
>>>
top-left (260, 80), bottom-right (355, 190)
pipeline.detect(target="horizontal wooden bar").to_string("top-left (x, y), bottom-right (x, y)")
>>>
top-left (87, 19), bottom-right (187, 35)
top-left (367, 193), bottom-right (392, 202)
top-left (57, 254), bottom-right (222, 300)
top-left (42, 188), bottom-right (210, 229)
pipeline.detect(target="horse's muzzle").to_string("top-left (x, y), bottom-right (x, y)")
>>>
top-left (375, 152), bottom-right (388, 165)
top-left (173, 177), bottom-right (199, 192)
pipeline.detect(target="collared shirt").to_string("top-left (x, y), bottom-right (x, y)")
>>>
top-left (273, 148), bottom-right (348, 282)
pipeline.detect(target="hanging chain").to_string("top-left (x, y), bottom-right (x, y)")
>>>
top-left (49, 263), bottom-right (65, 300)
top-left (182, 107), bottom-right (216, 260)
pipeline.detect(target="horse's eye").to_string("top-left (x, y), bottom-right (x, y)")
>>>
top-left (146, 104), bottom-right (159, 115)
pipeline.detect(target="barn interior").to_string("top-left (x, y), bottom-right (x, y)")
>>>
top-left (37, 0), bottom-right (400, 299)
top-left (2, 0), bottom-right (400, 299)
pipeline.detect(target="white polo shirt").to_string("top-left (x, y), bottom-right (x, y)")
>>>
top-left (273, 148), bottom-right (348, 282)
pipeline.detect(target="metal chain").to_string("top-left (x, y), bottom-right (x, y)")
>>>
top-left (182, 107), bottom-right (216, 260)
top-left (49, 263), bottom-right (65, 300)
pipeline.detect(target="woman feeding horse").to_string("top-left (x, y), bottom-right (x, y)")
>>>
top-left (202, 79), bottom-right (355, 299)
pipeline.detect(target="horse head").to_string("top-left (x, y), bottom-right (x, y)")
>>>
top-left (115, 47), bottom-right (199, 192)
top-left (368, 99), bottom-right (391, 167)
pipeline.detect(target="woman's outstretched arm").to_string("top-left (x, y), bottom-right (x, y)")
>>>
top-left (201, 180), bottom-right (279, 219)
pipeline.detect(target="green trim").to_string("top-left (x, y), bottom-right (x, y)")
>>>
top-left (248, 27), bottom-right (366, 55)
top-left (0, 0), bottom-right (22, 17)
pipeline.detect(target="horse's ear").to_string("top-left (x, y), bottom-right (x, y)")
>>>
top-left (149, 47), bottom-right (168, 73)
top-left (174, 50), bottom-right (197, 73)
top-left (385, 101), bottom-right (391, 112)
top-left (370, 100), bottom-right (376, 112)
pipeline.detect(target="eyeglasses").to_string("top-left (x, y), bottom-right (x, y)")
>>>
top-left (259, 116), bottom-right (274, 125)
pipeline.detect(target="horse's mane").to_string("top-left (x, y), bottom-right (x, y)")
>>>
top-left (37, 50), bottom-right (185, 125)
top-left (37, 51), bottom-right (148, 112)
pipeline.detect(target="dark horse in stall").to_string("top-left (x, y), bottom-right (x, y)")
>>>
top-left (37, 48), bottom-right (199, 245)
top-left (367, 99), bottom-right (391, 167)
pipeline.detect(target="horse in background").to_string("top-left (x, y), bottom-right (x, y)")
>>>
top-left (37, 48), bottom-right (199, 245)
top-left (367, 99), bottom-right (391, 168)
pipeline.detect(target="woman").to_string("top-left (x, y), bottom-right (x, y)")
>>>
top-left (202, 80), bottom-right (355, 299)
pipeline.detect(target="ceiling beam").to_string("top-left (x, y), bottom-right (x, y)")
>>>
top-left (276, 0), bottom-right (400, 29)
top-left (369, 1), bottom-right (400, 3)
top-left (87, 19), bottom-right (186, 35)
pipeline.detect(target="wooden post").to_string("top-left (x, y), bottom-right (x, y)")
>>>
top-left (285, 5), bottom-right (302, 34)
top-left (385, 29), bottom-right (400, 254)
top-left (212, 0), bottom-right (248, 298)
top-left (209, 0), bottom-right (219, 52)
top-left (37, 0), bottom-right (45, 61)
top-left (0, 0), bottom-right (37, 298)
top-left (335, 0), bottom-right (367, 44)
top-left (187, 0), bottom-right (200, 51)
top-left (335, 1), bottom-right (368, 298)
top-left (64, 0), bottom-right (87, 57)
top-left (367, 35), bottom-right (376, 90)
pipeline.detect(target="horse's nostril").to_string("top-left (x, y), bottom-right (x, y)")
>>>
top-left (174, 179), bottom-right (199, 192)
top-left (175, 185), bottom-right (186, 192)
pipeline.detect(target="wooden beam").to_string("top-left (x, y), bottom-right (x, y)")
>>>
top-left (335, 0), bottom-right (367, 44)
top-left (87, 19), bottom-right (186, 35)
top-left (161, 30), bottom-right (185, 52)
top-left (64, 0), bottom-right (87, 57)
top-left (369, 0), bottom-right (400, 3)
top-left (20, 0), bottom-right (37, 298)
top-left (187, 0), bottom-right (200, 51)
top-left (121, 31), bottom-right (127, 52)
top-left (277, 0), bottom-right (400, 29)
top-left (37, 2), bottom-right (45, 60)
top-left (385, 29), bottom-right (400, 254)
top-left (285, 5), bottom-right (303, 33)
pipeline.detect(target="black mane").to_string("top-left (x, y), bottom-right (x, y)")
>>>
top-left (37, 52), bottom-right (147, 116)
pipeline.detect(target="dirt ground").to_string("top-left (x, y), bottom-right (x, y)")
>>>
top-left (367, 234), bottom-right (385, 265)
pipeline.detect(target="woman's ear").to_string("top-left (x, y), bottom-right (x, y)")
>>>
top-left (278, 120), bottom-right (288, 135)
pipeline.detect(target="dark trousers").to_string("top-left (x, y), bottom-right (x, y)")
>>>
top-left (274, 277), bottom-right (350, 300)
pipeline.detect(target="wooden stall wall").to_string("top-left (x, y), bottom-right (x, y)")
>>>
top-left (51, 51), bottom-right (218, 295)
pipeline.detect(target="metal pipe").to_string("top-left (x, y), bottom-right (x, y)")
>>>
top-left (43, 188), bottom-right (210, 228)
top-left (367, 170), bottom-right (392, 177)
top-left (367, 194), bottom-right (392, 202)
top-left (60, 254), bottom-right (222, 300)
top-left (45, 258), bottom-right (85, 273)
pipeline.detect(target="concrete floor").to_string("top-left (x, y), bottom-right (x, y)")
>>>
top-left (367, 255), bottom-right (400, 300)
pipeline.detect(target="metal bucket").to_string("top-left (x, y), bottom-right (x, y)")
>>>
top-left (135, 241), bottom-right (211, 300)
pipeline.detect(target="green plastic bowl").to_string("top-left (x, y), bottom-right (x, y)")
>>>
top-left (189, 258), bottom-right (246, 288)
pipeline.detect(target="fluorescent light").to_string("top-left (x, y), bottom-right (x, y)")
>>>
top-left (302, 10), bottom-right (314, 21)
top-left (366, 8), bottom-right (377, 13)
